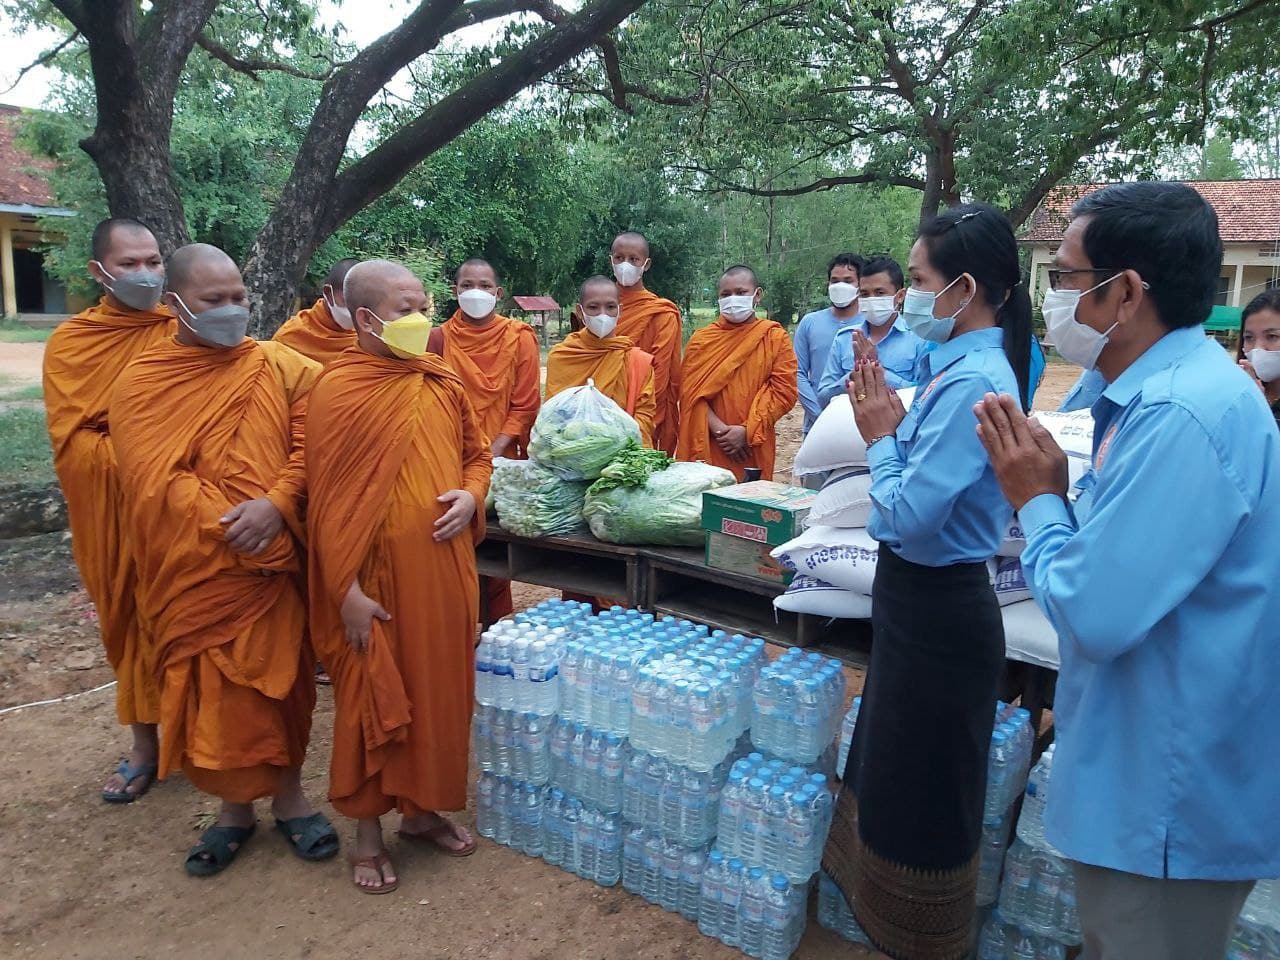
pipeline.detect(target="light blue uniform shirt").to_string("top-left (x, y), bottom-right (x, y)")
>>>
top-left (817, 316), bottom-right (928, 408)
top-left (1057, 367), bottom-right (1107, 412)
top-left (867, 326), bottom-right (1018, 566)
top-left (795, 307), bottom-right (862, 432)
top-left (1020, 325), bottom-right (1280, 881)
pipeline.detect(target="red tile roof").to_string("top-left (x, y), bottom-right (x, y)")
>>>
top-left (513, 295), bottom-right (560, 311)
top-left (1023, 179), bottom-right (1280, 245)
top-left (0, 104), bottom-right (57, 208)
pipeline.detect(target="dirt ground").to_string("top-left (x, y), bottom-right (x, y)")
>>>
top-left (0, 343), bottom-right (1081, 959)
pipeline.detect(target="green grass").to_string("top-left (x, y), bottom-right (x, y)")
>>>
top-left (0, 407), bottom-right (53, 486)
top-left (0, 325), bottom-right (54, 343)
top-left (0, 384), bottom-right (44, 402)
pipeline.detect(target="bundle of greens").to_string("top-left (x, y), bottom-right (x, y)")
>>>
top-left (583, 461), bottom-right (737, 546)
top-left (527, 381), bottom-right (642, 481)
top-left (589, 442), bottom-right (673, 493)
top-left (491, 457), bottom-right (589, 538)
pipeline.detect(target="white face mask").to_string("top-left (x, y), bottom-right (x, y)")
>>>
top-left (719, 294), bottom-right (757, 323)
top-left (584, 312), bottom-right (618, 338)
top-left (1248, 348), bottom-right (1280, 383)
top-left (1042, 273), bottom-right (1122, 370)
top-left (861, 295), bottom-right (897, 327)
top-left (828, 282), bottom-right (858, 309)
top-left (458, 288), bottom-right (498, 320)
top-left (612, 261), bottom-right (646, 287)
top-left (322, 286), bottom-right (353, 330)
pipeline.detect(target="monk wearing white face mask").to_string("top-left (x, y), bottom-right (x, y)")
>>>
top-left (545, 275), bottom-right (657, 446)
top-left (272, 259), bottom-right (359, 366)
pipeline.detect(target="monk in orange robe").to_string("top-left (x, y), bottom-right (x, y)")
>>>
top-left (546, 276), bottom-right (657, 445)
top-left (111, 243), bottom-right (337, 876)
top-left (43, 218), bottom-right (174, 803)
top-left (611, 231), bottom-right (683, 454)
top-left (441, 258), bottom-right (540, 620)
top-left (678, 265), bottom-right (799, 480)
top-left (271, 258), bottom-right (358, 365)
top-left (307, 259), bottom-right (492, 894)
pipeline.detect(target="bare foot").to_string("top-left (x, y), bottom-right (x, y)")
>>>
top-left (399, 811), bottom-right (474, 853)
top-left (269, 766), bottom-right (318, 822)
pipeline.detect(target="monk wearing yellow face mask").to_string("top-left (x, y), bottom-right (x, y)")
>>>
top-left (308, 259), bottom-right (491, 894)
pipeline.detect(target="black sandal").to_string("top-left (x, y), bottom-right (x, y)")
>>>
top-left (274, 812), bottom-right (340, 862)
top-left (184, 823), bottom-right (256, 877)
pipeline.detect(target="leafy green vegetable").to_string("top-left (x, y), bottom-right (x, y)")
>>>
top-left (588, 441), bottom-right (674, 494)
top-left (492, 458), bottom-right (589, 538)
top-left (583, 461), bottom-right (737, 546)
top-left (528, 382), bottom-right (642, 481)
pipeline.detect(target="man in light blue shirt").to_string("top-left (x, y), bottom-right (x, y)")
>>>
top-left (817, 256), bottom-right (928, 406)
top-left (976, 181), bottom-right (1280, 960)
top-left (794, 252), bottom-right (863, 434)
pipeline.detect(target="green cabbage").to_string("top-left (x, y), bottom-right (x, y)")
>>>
top-left (583, 461), bottom-right (737, 545)
top-left (491, 458), bottom-right (589, 537)
top-left (528, 381), bottom-right (642, 481)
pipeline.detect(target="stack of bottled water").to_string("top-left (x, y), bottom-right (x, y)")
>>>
top-left (698, 849), bottom-right (807, 960)
top-left (817, 872), bottom-right (872, 948)
top-left (716, 754), bottom-right (834, 884)
top-left (975, 909), bottom-right (1069, 960)
top-left (622, 748), bottom-right (731, 847)
top-left (836, 696), bottom-right (861, 777)
top-left (622, 824), bottom-right (709, 919)
top-left (750, 649), bottom-right (846, 765)
top-left (476, 599), bottom-right (593, 714)
top-left (549, 720), bottom-right (630, 813)
top-left (473, 706), bottom-right (552, 784)
top-left (540, 789), bottom-right (625, 886)
top-left (1227, 880), bottom-right (1280, 959)
top-left (476, 774), bottom-right (548, 858)
top-left (985, 703), bottom-right (1035, 823)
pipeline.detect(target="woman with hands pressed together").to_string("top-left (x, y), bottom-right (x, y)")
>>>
top-left (822, 204), bottom-right (1033, 960)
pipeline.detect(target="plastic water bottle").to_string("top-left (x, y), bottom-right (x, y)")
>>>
top-left (562, 798), bottom-right (582, 876)
top-left (519, 782), bottom-right (544, 857)
top-left (679, 847), bottom-right (704, 920)
top-left (529, 639), bottom-right (559, 716)
top-left (999, 839), bottom-right (1035, 923)
top-left (760, 786), bottom-right (788, 873)
top-left (719, 770), bottom-right (745, 858)
top-left (976, 911), bottom-right (1008, 959)
top-left (741, 778), bottom-right (767, 865)
top-left (641, 830), bottom-right (662, 902)
top-left (476, 772), bottom-right (495, 839)
top-left (762, 873), bottom-right (796, 960)
top-left (740, 866), bottom-right (768, 957)
top-left (721, 857), bottom-right (745, 947)
top-left (1009, 932), bottom-right (1037, 960)
top-left (977, 815), bottom-right (1009, 906)
top-left (601, 734), bottom-right (626, 813)
top-left (623, 748), bottom-right (647, 821)
top-left (526, 712), bottom-right (550, 784)
top-left (985, 730), bottom-right (1010, 820)
top-left (1028, 853), bottom-right (1066, 936)
top-left (837, 696), bottom-right (861, 776)
top-left (782, 790), bottom-right (812, 882)
top-left (542, 789), bottom-right (564, 866)
top-left (597, 813), bottom-right (621, 887)
top-left (699, 850), bottom-right (726, 938)
top-left (493, 776), bottom-right (512, 846)
top-left (659, 839), bottom-right (681, 911)
top-left (1017, 745), bottom-right (1061, 854)
top-left (476, 632), bottom-right (495, 706)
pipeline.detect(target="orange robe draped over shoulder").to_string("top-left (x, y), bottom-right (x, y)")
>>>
top-left (677, 317), bottom-right (799, 481)
top-left (272, 298), bottom-right (355, 366)
top-left (110, 339), bottom-right (320, 803)
top-left (42, 297), bottom-right (176, 725)
top-left (545, 330), bottom-right (657, 447)
top-left (617, 285), bottom-right (682, 455)
top-left (440, 312), bottom-right (541, 455)
top-left (307, 350), bottom-right (493, 820)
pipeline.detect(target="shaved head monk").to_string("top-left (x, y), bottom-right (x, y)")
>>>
top-left (307, 258), bottom-right (492, 893)
top-left (271, 258), bottom-right (359, 365)
top-left (442, 257), bottom-right (540, 620)
top-left (678, 265), bottom-right (799, 480)
top-left (610, 231), bottom-right (683, 454)
top-left (111, 243), bottom-right (337, 875)
top-left (546, 275), bottom-right (657, 445)
top-left (43, 218), bottom-right (174, 803)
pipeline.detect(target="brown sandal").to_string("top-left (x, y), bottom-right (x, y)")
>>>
top-left (349, 850), bottom-right (399, 894)
top-left (397, 820), bottom-right (477, 858)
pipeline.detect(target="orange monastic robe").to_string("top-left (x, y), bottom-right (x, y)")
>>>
top-left (307, 350), bottom-right (492, 819)
top-left (111, 339), bottom-right (320, 803)
top-left (440, 311), bottom-right (541, 455)
top-left (617, 285), bottom-right (682, 455)
top-left (546, 330), bottom-right (657, 447)
top-left (677, 317), bottom-right (799, 481)
top-left (272, 298), bottom-right (355, 366)
top-left (43, 297), bottom-right (176, 725)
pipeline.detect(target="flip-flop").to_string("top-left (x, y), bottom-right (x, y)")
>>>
top-left (314, 664), bottom-right (332, 686)
top-left (185, 823), bottom-right (256, 877)
top-left (274, 812), bottom-right (340, 862)
top-left (101, 758), bottom-right (158, 804)
top-left (349, 850), bottom-right (399, 895)
top-left (397, 820), bottom-right (477, 858)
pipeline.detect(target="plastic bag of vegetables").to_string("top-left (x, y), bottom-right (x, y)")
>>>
top-left (527, 380), bottom-right (642, 481)
top-left (583, 461), bottom-right (737, 546)
top-left (491, 458), bottom-right (589, 538)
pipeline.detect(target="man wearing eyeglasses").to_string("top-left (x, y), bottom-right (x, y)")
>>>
top-left (975, 181), bottom-right (1280, 960)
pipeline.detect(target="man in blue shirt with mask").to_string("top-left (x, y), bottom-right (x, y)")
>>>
top-left (795, 252), bottom-right (864, 434)
top-left (975, 181), bottom-right (1280, 960)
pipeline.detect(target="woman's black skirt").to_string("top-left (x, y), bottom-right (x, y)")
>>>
top-left (823, 542), bottom-right (1004, 960)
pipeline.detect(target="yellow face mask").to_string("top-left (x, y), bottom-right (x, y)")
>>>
top-left (369, 310), bottom-right (433, 359)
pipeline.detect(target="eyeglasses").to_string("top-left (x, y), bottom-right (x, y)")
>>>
top-left (1047, 267), bottom-right (1121, 290)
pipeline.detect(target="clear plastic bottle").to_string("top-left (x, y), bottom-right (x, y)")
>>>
top-left (601, 734), bottom-right (626, 814)
top-left (528, 639), bottom-right (559, 716)
top-left (641, 830), bottom-right (663, 902)
top-left (511, 637), bottom-right (531, 713)
top-left (597, 813), bottom-right (622, 887)
top-left (761, 785), bottom-right (789, 873)
top-left (1028, 853), bottom-right (1066, 936)
top-left (1017, 745), bottom-right (1060, 854)
top-left (476, 772), bottom-right (495, 839)
top-left (660, 839), bottom-right (682, 912)
top-left (985, 730), bottom-right (1010, 820)
top-left (976, 910), bottom-right (1008, 960)
top-left (542, 789), bottom-right (564, 866)
top-left (475, 632), bottom-right (495, 706)
top-left (782, 789), bottom-right (812, 882)
top-left (721, 857), bottom-right (746, 948)
top-left (493, 633), bottom-right (513, 710)
top-left (977, 815), bottom-right (1008, 906)
top-left (741, 777), bottom-right (767, 866)
top-left (1009, 932), bottom-right (1037, 960)
top-left (999, 838), bottom-right (1035, 927)
top-left (493, 776), bottom-right (512, 846)
top-left (520, 782), bottom-right (544, 857)
top-left (679, 847), bottom-right (704, 920)
top-left (623, 748), bottom-right (647, 822)
top-left (623, 824), bottom-right (645, 894)
top-left (740, 866), bottom-right (768, 957)
top-left (578, 807), bottom-right (599, 882)
top-left (562, 798), bottom-right (582, 877)
top-left (762, 873), bottom-right (796, 960)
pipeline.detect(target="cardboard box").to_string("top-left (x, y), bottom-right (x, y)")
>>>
top-left (705, 532), bottom-right (795, 586)
top-left (701, 481), bottom-right (816, 547)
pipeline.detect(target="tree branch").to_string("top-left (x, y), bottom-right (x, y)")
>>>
top-left (925, 0), bottom-right (991, 85)
top-left (1, 30), bottom-right (81, 95)
top-left (1064, 0), bottom-right (1275, 66)
top-left (673, 166), bottom-right (926, 197)
top-left (195, 33), bottom-right (337, 82)
top-left (45, 0), bottom-right (87, 33)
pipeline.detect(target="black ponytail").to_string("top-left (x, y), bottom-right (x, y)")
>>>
top-left (918, 203), bottom-right (1033, 411)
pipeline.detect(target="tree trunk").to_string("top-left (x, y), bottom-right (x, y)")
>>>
top-left (81, 119), bottom-right (190, 255)
top-left (919, 149), bottom-right (945, 226)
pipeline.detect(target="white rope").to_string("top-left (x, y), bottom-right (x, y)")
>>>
top-left (0, 679), bottom-right (117, 717)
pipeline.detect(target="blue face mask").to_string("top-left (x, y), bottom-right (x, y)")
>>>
top-left (901, 274), bottom-right (970, 343)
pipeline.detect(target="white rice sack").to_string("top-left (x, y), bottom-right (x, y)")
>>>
top-left (989, 556), bottom-right (1032, 607)
top-left (793, 388), bottom-right (917, 476)
top-left (1001, 599), bottom-right (1060, 670)
top-left (997, 517), bottom-right (1026, 558)
top-left (774, 575), bottom-right (873, 620)
top-left (1034, 410), bottom-right (1093, 487)
top-left (808, 468), bottom-right (873, 529)
top-left (771, 526), bottom-right (880, 596)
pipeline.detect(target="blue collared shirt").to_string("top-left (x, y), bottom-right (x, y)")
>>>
top-left (795, 307), bottom-right (862, 431)
top-left (1057, 367), bottom-right (1108, 412)
top-left (867, 326), bottom-right (1018, 566)
top-left (817, 316), bottom-right (928, 407)
top-left (1019, 325), bottom-right (1280, 881)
